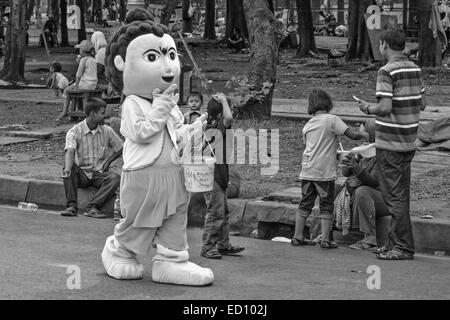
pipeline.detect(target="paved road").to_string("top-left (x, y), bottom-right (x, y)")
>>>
top-left (0, 205), bottom-right (449, 300)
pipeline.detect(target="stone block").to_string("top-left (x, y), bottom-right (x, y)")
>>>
top-left (0, 175), bottom-right (29, 203)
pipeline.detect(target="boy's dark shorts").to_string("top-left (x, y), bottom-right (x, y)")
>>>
top-left (299, 180), bottom-right (335, 220)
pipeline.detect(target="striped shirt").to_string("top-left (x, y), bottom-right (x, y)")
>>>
top-left (375, 56), bottom-right (425, 151)
top-left (65, 120), bottom-right (123, 178)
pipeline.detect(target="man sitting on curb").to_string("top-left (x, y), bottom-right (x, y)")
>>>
top-left (61, 98), bottom-right (123, 218)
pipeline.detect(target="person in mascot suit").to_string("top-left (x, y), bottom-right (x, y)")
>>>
top-left (101, 8), bottom-right (214, 286)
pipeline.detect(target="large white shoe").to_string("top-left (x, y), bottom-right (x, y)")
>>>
top-left (151, 244), bottom-right (214, 286)
top-left (101, 236), bottom-right (144, 280)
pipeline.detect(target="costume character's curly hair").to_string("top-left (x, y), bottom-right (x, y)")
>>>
top-left (105, 8), bottom-right (171, 93)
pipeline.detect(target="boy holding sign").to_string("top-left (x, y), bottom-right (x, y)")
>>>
top-left (355, 26), bottom-right (426, 261)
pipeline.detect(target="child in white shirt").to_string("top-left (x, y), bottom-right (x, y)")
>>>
top-left (57, 40), bottom-right (98, 121)
top-left (47, 61), bottom-right (69, 97)
top-left (292, 89), bottom-right (368, 249)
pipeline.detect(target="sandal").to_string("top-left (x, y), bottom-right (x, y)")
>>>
top-left (60, 206), bottom-right (77, 217)
top-left (84, 207), bottom-right (108, 219)
top-left (201, 248), bottom-right (222, 259)
top-left (320, 240), bottom-right (338, 249)
top-left (372, 245), bottom-right (390, 255)
top-left (376, 250), bottom-right (414, 260)
top-left (291, 238), bottom-right (316, 246)
top-left (349, 241), bottom-right (377, 251)
top-left (218, 245), bottom-right (245, 255)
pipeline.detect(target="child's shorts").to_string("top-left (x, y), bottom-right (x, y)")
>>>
top-left (298, 180), bottom-right (335, 220)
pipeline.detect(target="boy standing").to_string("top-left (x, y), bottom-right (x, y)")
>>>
top-left (356, 26), bottom-right (426, 260)
top-left (201, 93), bottom-right (245, 259)
top-left (184, 91), bottom-right (204, 124)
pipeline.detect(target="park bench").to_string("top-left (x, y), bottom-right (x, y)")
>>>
top-left (67, 89), bottom-right (103, 122)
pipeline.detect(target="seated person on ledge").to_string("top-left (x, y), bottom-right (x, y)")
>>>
top-left (337, 119), bottom-right (390, 251)
top-left (61, 98), bottom-right (123, 218)
top-left (57, 40), bottom-right (98, 121)
top-left (227, 27), bottom-right (245, 54)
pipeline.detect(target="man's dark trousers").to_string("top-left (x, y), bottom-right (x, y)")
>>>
top-left (63, 164), bottom-right (120, 210)
top-left (376, 149), bottom-right (415, 255)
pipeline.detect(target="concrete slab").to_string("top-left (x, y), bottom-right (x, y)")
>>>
top-left (262, 177), bottom-right (346, 204)
top-left (0, 175), bottom-right (29, 203)
top-left (247, 198), bottom-right (450, 254)
top-left (0, 97), bottom-right (62, 105)
top-left (262, 187), bottom-right (302, 204)
top-left (0, 136), bottom-right (39, 146)
top-left (228, 198), bottom-right (249, 229)
top-left (5, 131), bottom-right (53, 139)
top-left (25, 179), bottom-right (66, 208)
top-left (412, 217), bottom-right (450, 254)
top-left (272, 98), bottom-right (450, 123)
top-left (24, 178), bottom-right (114, 216)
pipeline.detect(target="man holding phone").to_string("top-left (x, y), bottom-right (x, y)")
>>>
top-left (354, 26), bottom-right (426, 261)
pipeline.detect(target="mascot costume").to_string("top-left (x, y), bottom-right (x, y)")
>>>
top-left (101, 8), bottom-right (214, 286)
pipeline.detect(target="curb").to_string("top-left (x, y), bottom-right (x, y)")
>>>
top-left (232, 199), bottom-right (450, 256)
top-left (0, 175), bottom-right (114, 215)
top-left (0, 97), bottom-right (62, 105)
top-left (0, 174), bottom-right (448, 255)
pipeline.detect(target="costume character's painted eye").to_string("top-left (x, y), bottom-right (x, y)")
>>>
top-left (169, 52), bottom-right (176, 60)
top-left (147, 53), bottom-right (157, 62)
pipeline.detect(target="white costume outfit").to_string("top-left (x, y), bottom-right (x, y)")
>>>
top-left (101, 37), bottom-right (213, 284)
top-left (101, 21), bottom-right (212, 285)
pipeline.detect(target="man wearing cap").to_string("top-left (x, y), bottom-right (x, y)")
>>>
top-left (58, 40), bottom-right (98, 121)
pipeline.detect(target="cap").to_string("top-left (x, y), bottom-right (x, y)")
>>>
top-left (75, 40), bottom-right (94, 53)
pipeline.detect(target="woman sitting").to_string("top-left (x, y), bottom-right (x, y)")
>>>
top-left (337, 119), bottom-right (390, 251)
top-left (91, 31), bottom-right (108, 87)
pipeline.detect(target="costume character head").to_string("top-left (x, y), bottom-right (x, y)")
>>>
top-left (105, 8), bottom-right (181, 100)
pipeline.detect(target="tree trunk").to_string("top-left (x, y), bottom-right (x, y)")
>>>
top-left (0, 10), bottom-right (12, 79)
top-left (243, 0), bottom-right (278, 119)
top-left (51, 0), bottom-right (59, 24)
top-left (182, 0), bottom-right (192, 33)
top-left (160, 0), bottom-right (179, 26)
top-left (26, 0), bottom-right (35, 21)
top-left (86, 0), bottom-right (93, 23)
top-left (225, 0), bottom-right (248, 41)
top-left (296, 0), bottom-right (317, 57)
top-left (77, 0), bottom-right (86, 42)
top-left (418, 0), bottom-right (439, 67)
top-left (311, 0), bottom-right (320, 25)
top-left (93, 0), bottom-right (101, 24)
top-left (1, 0), bottom-right (27, 82)
top-left (203, 0), bottom-right (216, 40)
top-left (346, 0), bottom-right (374, 61)
top-left (337, 0), bottom-right (345, 24)
top-left (60, 0), bottom-right (69, 46)
top-left (119, 0), bottom-right (126, 22)
top-left (47, 0), bottom-right (51, 16)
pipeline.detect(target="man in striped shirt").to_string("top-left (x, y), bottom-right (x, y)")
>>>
top-left (61, 98), bottom-right (123, 218)
top-left (356, 26), bottom-right (426, 260)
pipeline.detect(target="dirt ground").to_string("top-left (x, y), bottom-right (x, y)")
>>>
top-left (1, 43), bottom-right (449, 219)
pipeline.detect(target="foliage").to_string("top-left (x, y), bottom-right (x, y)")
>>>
top-left (225, 76), bottom-right (273, 107)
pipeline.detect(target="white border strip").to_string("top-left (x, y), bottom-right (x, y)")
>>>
top-left (376, 120), bottom-right (419, 128)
